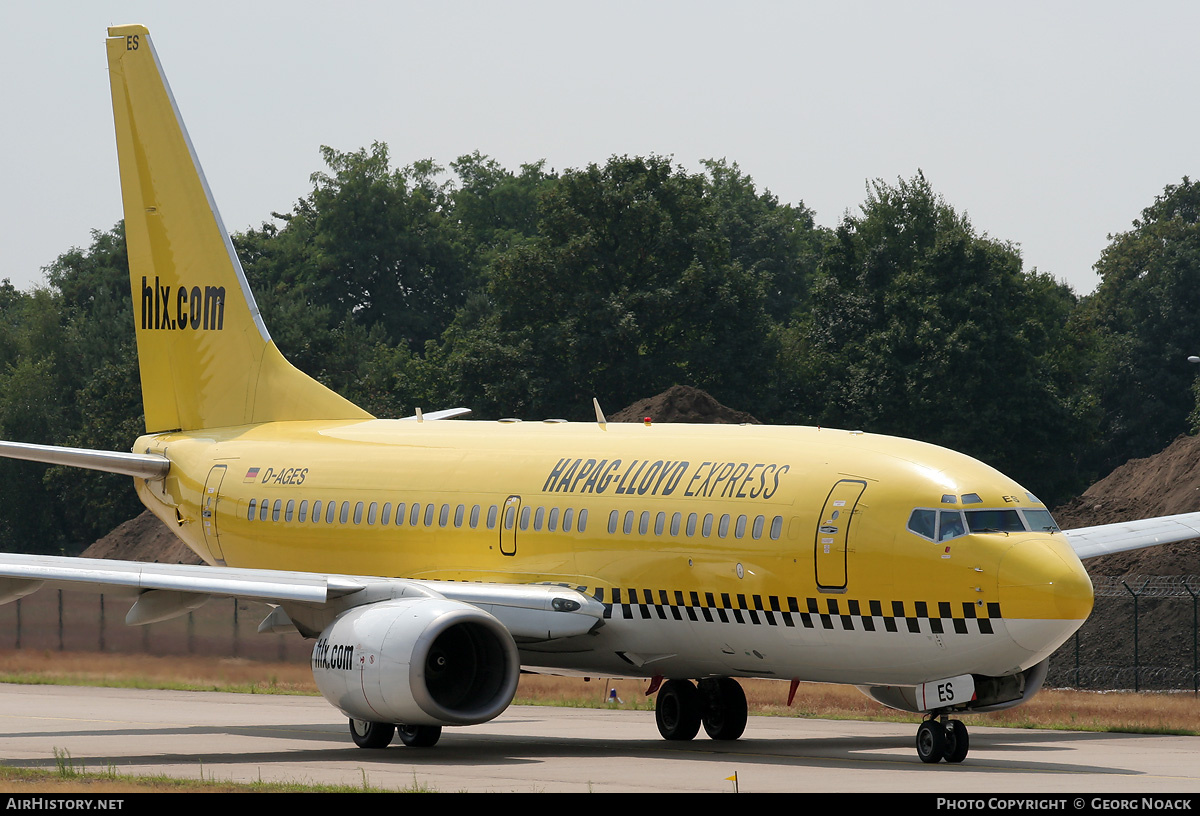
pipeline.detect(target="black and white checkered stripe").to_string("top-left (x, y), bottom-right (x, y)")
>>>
top-left (590, 587), bottom-right (1000, 635)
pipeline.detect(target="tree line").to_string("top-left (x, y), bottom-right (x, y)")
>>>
top-left (2, 144), bottom-right (1198, 553)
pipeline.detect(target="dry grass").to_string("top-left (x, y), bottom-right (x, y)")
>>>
top-left (519, 674), bottom-right (1200, 734)
top-left (2, 650), bottom-right (1199, 735)
top-left (0, 650), bottom-right (314, 693)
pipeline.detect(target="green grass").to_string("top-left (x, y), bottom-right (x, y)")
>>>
top-left (1, 750), bottom-right (437, 793)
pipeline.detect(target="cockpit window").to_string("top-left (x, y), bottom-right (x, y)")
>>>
top-left (938, 511), bottom-right (966, 541)
top-left (909, 505), bottom-right (1058, 540)
top-left (907, 508), bottom-right (968, 542)
top-left (1021, 508), bottom-right (1060, 532)
top-left (907, 509), bottom-right (936, 539)
top-left (965, 509), bottom-right (1025, 533)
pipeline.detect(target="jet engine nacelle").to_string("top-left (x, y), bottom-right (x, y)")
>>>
top-left (311, 597), bottom-right (520, 727)
top-left (856, 658), bottom-right (1049, 714)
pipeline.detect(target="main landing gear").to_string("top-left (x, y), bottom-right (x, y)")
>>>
top-left (915, 715), bottom-right (969, 764)
top-left (654, 678), bottom-right (748, 742)
top-left (349, 718), bottom-right (442, 749)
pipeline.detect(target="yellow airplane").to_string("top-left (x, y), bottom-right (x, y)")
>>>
top-left (1, 24), bottom-right (1197, 763)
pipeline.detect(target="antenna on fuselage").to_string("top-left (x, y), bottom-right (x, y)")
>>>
top-left (593, 398), bottom-right (607, 429)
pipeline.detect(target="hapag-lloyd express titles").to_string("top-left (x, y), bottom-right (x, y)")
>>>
top-left (541, 458), bottom-right (790, 500)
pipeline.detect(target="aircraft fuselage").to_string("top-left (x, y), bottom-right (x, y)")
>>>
top-left (134, 418), bottom-right (1093, 687)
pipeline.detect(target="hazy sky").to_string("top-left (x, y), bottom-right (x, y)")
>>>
top-left (4, 1), bottom-right (1197, 297)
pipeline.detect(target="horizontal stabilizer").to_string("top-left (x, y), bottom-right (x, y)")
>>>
top-left (0, 440), bottom-right (169, 480)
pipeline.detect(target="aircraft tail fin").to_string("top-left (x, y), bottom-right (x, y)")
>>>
top-left (106, 25), bottom-right (371, 433)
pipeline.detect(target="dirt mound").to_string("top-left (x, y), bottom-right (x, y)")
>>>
top-left (1048, 434), bottom-right (1200, 688)
top-left (1053, 434), bottom-right (1200, 576)
top-left (611, 385), bottom-right (760, 424)
top-left (82, 510), bottom-right (202, 564)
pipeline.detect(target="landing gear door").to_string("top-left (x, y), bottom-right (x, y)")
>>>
top-left (815, 479), bottom-right (866, 591)
top-left (201, 464), bottom-right (227, 562)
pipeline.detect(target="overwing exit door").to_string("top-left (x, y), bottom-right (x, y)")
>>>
top-left (499, 495), bottom-right (521, 556)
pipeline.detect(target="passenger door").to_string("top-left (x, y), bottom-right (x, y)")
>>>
top-left (201, 464), bottom-right (227, 562)
top-left (815, 479), bottom-right (866, 591)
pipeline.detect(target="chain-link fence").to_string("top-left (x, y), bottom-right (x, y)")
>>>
top-left (1047, 575), bottom-right (1200, 692)
top-left (7, 577), bottom-right (1200, 690)
top-left (0, 588), bottom-right (310, 662)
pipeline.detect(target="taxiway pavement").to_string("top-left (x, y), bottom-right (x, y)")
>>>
top-left (1, 684), bottom-right (1198, 793)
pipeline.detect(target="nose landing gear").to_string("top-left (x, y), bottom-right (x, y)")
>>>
top-left (916, 715), bottom-right (970, 763)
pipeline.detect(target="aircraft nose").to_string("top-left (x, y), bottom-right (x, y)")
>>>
top-left (998, 537), bottom-right (1094, 652)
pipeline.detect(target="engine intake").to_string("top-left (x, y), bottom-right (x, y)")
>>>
top-left (312, 597), bottom-right (520, 726)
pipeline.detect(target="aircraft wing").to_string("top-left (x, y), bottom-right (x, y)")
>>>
top-left (0, 552), bottom-right (604, 638)
top-left (1062, 512), bottom-right (1200, 560)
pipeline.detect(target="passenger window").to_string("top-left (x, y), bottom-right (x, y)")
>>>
top-left (548, 507), bottom-right (559, 532)
top-left (285, 500), bottom-right (295, 523)
top-left (702, 514), bottom-right (714, 537)
top-left (533, 507), bottom-right (544, 531)
top-left (368, 502), bottom-right (378, 525)
top-left (608, 510), bottom-right (619, 534)
top-left (439, 504), bottom-right (449, 527)
top-left (718, 514), bottom-right (730, 538)
top-left (272, 499), bottom-right (282, 522)
top-left (487, 505), bottom-right (498, 529)
top-left (312, 500), bottom-right (321, 522)
top-left (470, 505), bottom-right (480, 528)
top-left (326, 501), bottom-right (337, 524)
top-left (299, 500), bottom-right (308, 523)
top-left (735, 515), bottom-right (747, 538)
top-left (259, 500), bottom-right (269, 521)
top-left (380, 502), bottom-right (390, 526)
top-left (578, 509), bottom-right (588, 532)
top-left (410, 503), bottom-right (421, 526)
top-left (623, 511), bottom-right (634, 534)
top-left (654, 512), bottom-right (666, 536)
top-left (247, 498), bottom-right (256, 520)
top-left (425, 504), bottom-right (436, 527)
top-left (519, 506), bottom-right (531, 530)
top-left (504, 505), bottom-right (516, 530)
top-left (353, 502), bottom-right (364, 524)
top-left (770, 516), bottom-right (782, 540)
top-left (670, 512), bottom-right (681, 537)
top-left (455, 504), bottom-right (465, 527)
top-left (394, 502), bottom-right (406, 525)
top-left (686, 513), bottom-right (697, 536)
top-left (340, 502), bottom-right (350, 524)
top-left (563, 507), bottom-right (574, 532)
top-left (639, 511), bottom-right (649, 535)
